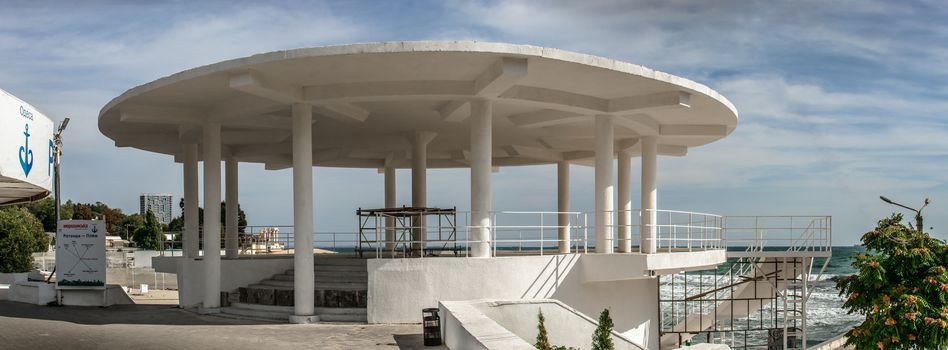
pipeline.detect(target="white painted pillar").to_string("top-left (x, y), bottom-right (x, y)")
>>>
top-left (202, 123), bottom-right (222, 310)
top-left (411, 132), bottom-right (435, 255)
top-left (470, 99), bottom-right (492, 258)
top-left (557, 161), bottom-right (570, 254)
top-left (594, 115), bottom-right (614, 254)
top-left (617, 150), bottom-right (632, 253)
top-left (384, 167), bottom-right (396, 252)
top-left (291, 103), bottom-right (315, 321)
top-left (225, 157), bottom-right (238, 259)
top-left (183, 144), bottom-right (199, 258)
top-left (641, 136), bottom-right (658, 254)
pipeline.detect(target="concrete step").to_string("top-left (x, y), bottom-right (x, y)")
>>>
top-left (259, 279), bottom-right (295, 288)
top-left (286, 265), bottom-right (367, 274)
top-left (318, 313), bottom-right (367, 323)
top-left (315, 282), bottom-right (367, 290)
top-left (248, 283), bottom-right (367, 291)
top-left (315, 258), bottom-right (368, 267)
top-left (316, 307), bottom-right (367, 315)
top-left (220, 306), bottom-right (290, 322)
top-left (273, 272), bottom-right (368, 282)
top-left (232, 302), bottom-right (294, 313)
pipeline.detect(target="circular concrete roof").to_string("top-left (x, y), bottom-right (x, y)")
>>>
top-left (98, 41), bottom-right (738, 169)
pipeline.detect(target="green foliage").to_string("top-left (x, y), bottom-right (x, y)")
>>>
top-left (536, 309), bottom-right (551, 350)
top-left (592, 308), bottom-right (615, 350)
top-left (837, 213), bottom-right (948, 349)
top-left (132, 210), bottom-right (162, 250)
top-left (0, 207), bottom-right (49, 273)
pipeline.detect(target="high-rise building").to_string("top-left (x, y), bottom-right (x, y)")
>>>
top-left (140, 193), bottom-right (173, 225)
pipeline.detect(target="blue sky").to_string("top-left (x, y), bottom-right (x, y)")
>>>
top-left (2, 0), bottom-right (947, 245)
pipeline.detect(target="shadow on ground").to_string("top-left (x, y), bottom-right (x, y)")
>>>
top-left (0, 301), bottom-right (272, 326)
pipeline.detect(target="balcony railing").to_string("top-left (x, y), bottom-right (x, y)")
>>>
top-left (155, 208), bottom-right (736, 258)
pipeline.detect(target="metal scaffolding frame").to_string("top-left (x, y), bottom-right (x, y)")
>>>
top-left (356, 206), bottom-right (458, 257)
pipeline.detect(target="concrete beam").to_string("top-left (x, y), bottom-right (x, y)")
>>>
top-left (303, 81), bottom-right (472, 103)
top-left (502, 145), bottom-right (564, 162)
top-left (660, 124), bottom-right (728, 137)
top-left (613, 114), bottom-right (661, 136)
top-left (658, 144), bottom-right (688, 157)
top-left (508, 110), bottom-right (586, 129)
top-left (500, 85), bottom-right (608, 113)
top-left (314, 103), bottom-right (370, 123)
top-left (229, 71), bottom-right (301, 104)
top-left (438, 101), bottom-right (470, 122)
top-left (608, 91), bottom-right (691, 113)
top-left (119, 105), bottom-right (204, 125)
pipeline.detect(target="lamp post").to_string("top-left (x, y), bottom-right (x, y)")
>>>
top-left (880, 196), bottom-right (930, 232)
top-left (53, 118), bottom-right (70, 226)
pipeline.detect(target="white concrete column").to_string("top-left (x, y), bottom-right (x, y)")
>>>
top-left (384, 167), bottom-right (396, 252)
top-left (470, 99), bottom-right (492, 258)
top-left (291, 103), bottom-right (316, 321)
top-left (183, 143), bottom-right (199, 259)
top-left (617, 150), bottom-right (632, 253)
top-left (641, 136), bottom-right (658, 254)
top-left (225, 158), bottom-right (239, 259)
top-left (202, 123), bottom-right (222, 310)
top-left (594, 115), bottom-right (614, 254)
top-left (557, 161), bottom-right (570, 254)
top-left (410, 132), bottom-right (435, 255)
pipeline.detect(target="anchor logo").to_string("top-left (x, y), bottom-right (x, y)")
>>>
top-left (91, 225), bottom-right (98, 234)
top-left (19, 124), bottom-right (33, 177)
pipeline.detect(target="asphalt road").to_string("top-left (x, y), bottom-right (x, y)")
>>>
top-left (0, 301), bottom-right (440, 350)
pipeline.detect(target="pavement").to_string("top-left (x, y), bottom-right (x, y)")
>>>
top-left (0, 300), bottom-right (445, 350)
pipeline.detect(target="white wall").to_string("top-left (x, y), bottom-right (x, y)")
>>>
top-left (155, 256), bottom-right (294, 308)
top-left (368, 254), bottom-right (676, 348)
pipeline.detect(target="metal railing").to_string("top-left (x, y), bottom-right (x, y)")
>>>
top-left (721, 216), bottom-right (832, 254)
top-left (156, 208), bottom-right (728, 258)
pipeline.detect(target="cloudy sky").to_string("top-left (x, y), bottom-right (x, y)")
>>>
top-left (2, 0), bottom-right (947, 245)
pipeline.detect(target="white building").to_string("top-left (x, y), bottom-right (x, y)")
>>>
top-left (140, 193), bottom-right (173, 225)
top-left (98, 42), bottom-right (830, 349)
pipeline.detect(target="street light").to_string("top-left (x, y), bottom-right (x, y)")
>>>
top-left (880, 196), bottom-right (930, 232)
top-left (54, 117), bottom-right (70, 226)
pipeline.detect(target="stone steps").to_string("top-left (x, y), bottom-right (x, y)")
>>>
top-left (233, 257), bottom-right (369, 314)
top-left (220, 306), bottom-right (290, 322)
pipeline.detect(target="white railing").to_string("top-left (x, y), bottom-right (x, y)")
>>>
top-left (161, 208), bottom-right (726, 258)
top-left (721, 216), bottom-right (832, 254)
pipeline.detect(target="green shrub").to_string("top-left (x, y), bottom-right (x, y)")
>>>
top-left (592, 308), bottom-right (615, 350)
top-left (0, 207), bottom-right (48, 273)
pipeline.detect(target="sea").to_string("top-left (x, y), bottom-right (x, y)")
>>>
top-left (658, 246), bottom-right (864, 347)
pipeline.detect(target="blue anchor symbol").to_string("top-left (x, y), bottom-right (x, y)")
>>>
top-left (91, 225), bottom-right (98, 233)
top-left (19, 124), bottom-right (33, 177)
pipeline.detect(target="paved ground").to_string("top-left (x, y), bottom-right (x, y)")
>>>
top-left (0, 301), bottom-right (443, 350)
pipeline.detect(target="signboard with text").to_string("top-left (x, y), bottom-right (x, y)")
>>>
top-left (0, 88), bottom-right (54, 204)
top-left (56, 220), bottom-right (106, 289)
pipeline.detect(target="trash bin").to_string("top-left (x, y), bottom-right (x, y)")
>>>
top-left (423, 307), bottom-right (442, 346)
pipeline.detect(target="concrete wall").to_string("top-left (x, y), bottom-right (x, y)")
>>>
top-left (368, 254), bottom-right (668, 349)
top-left (8, 281), bottom-right (56, 305)
top-left (155, 256), bottom-right (294, 308)
top-left (0, 272), bottom-right (28, 284)
top-left (474, 299), bottom-right (646, 350)
top-left (439, 300), bottom-right (534, 350)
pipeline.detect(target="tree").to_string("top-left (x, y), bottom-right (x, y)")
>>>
top-left (132, 210), bottom-right (161, 250)
top-left (592, 308), bottom-right (615, 350)
top-left (0, 207), bottom-right (49, 273)
top-left (536, 309), bottom-right (551, 350)
top-left (837, 213), bottom-right (948, 349)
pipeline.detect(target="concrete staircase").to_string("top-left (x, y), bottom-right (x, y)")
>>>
top-left (220, 257), bottom-right (368, 323)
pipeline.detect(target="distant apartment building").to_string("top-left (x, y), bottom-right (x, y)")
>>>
top-left (140, 193), bottom-right (173, 225)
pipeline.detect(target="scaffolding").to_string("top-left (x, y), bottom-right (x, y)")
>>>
top-left (356, 206), bottom-right (458, 257)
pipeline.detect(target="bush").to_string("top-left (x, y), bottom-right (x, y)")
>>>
top-left (592, 308), bottom-right (615, 350)
top-left (837, 213), bottom-right (948, 349)
top-left (0, 207), bottom-right (49, 273)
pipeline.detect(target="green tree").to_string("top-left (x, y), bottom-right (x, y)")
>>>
top-left (0, 207), bottom-right (49, 273)
top-left (536, 309), bottom-right (551, 350)
top-left (592, 308), bottom-right (615, 350)
top-left (132, 210), bottom-right (161, 250)
top-left (837, 213), bottom-right (948, 349)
